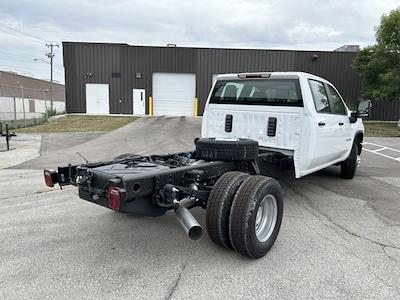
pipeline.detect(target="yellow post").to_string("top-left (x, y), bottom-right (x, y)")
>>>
top-left (149, 96), bottom-right (153, 116)
top-left (194, 97), bottom-right (198, 117)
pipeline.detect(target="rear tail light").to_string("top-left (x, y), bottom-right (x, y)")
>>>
top-left (44, 169), bottom-right (57, 187)
top-left (108, 187), bottom-right (122, 211)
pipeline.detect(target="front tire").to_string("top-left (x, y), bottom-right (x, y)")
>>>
top-left (229, 176), bottom-right (284, 259)
top-left (341, 143), bottom-right (358, 179)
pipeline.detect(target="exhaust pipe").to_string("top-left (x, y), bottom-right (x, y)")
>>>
top-left (175, 207), bottom-right (203, 240)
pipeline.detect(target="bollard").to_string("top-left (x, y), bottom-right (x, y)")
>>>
top-left (0, 123), bottom-right (17, 151)
top-left (5, 124), bottom-right (9, 150)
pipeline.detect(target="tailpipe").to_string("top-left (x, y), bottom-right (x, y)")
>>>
top-left (175, 207), bottom-right (203, 240)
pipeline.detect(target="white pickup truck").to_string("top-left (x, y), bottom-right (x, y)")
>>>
top-left (44, 72), bottom-right (371, 259)
top-left (202, 71), bottom-right (369, 179)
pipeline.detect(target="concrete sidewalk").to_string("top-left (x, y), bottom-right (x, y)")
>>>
top-left (0, 134), bottom-right (41, 169)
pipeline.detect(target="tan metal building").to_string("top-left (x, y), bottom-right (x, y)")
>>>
top-left (0, 71), bottom-right (65, 121)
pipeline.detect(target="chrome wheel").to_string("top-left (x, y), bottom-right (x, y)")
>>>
top-left (255, 194), bottom-right (278, 242)
top-left (356, 155), bottom-right (361, 167)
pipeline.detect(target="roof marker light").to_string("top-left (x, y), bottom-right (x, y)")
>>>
top-left (238, 73), bottom-right (271, 79)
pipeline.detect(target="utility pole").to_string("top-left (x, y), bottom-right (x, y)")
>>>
top-left (20, 84), bottom-right (26, 127)
top-left (13, 96), bottom-right (17, 129)
top-left (46, 43), bottom-right (59, 111)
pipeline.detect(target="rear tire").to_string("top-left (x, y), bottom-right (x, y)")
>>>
top-left (341, 143), bottom-right (358, 179)
top-left (206, 171), bottom-right (250, 249)
top-left (229, 176), bottom-right (283, 259)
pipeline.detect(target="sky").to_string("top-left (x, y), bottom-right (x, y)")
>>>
top-left (0, 0), bottom-right (398, 84)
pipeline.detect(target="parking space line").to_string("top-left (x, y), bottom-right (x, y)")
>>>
top-left (363, 148), bottom-right (400, 161)
top-left (363, 142), bottom-right (400, 153)
top-left (362, 142), bottom-right (400, 162)
top-left (372, 147), bottom-right (387, 152)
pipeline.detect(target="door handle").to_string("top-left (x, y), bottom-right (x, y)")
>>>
top-left (318, 122), bottom-right (326, 127)
top-left (339, 122), bottom-right (344, 126)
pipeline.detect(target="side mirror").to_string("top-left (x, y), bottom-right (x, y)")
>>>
top-left (350, 99), bottom-right (372, 123)
top-left (349, 112), bottom-right (358, 123)
top-left (356, 99), bottom-right (372, 118)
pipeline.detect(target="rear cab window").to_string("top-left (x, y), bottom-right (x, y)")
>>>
top-left (209, 79), bottom-right (303, 107)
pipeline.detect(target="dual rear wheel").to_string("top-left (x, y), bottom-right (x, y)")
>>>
top-left (206, 171), bottom-right (284, 259)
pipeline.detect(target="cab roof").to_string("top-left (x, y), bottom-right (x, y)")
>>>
top-left (215, 72), bottom-right (328, 83)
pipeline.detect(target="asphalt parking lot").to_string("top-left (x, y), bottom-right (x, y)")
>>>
top-left (1, 117), bottom-right (399, 299)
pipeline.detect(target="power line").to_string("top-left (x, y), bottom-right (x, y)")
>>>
top-left (0, 57), bottom-right (64, 69)
top-left (0, 47), bottom-right (44, 61)
top-left (0, 22), bottom-right (50, 43)
top-left (0, 48), bottom-right (64, 69)
top-left (0, 28), bottom-right (44, 46)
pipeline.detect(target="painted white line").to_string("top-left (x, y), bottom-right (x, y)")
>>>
top-left (363, 148), bottom-right (400, 162)
top-left (363, 142), bottom-right (400, 153)
top-left (372, 147), bottom-right (387, 152)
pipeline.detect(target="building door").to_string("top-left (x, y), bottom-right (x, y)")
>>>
top-left (133, 89), bottom-right (146, 115)
top-left (85, 83), bottom-right (109, 114)
top-left (29, 100), bottom-right (35, 112)
top-left (152, 73), bottom-right (196, 116)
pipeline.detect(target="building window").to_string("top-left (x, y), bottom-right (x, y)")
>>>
top-left (29, 100), bottom-right (35, 113)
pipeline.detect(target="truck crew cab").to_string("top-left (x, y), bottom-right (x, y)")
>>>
top-left (44, 72), bottom-right (371, 259)
top-left (202, 72), bottom-right (367, 179)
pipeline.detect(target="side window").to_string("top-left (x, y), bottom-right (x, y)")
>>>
top-left (309, 80), bottom-right (330, 113)
top-left (327, 85), bottom-right (346, 115)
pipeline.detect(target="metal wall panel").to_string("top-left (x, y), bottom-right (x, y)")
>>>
top-left (63, 43), bottom-right (122, 113)
top-left (370, 100), bottom-right (400, 121)
top-left (63, 42), bottom-right (364, 117)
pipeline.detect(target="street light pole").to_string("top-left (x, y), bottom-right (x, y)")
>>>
top-left (45, 43), bottom-right (59, 111)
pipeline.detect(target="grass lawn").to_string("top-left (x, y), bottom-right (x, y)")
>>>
top-left (15, 115), bottom-right (140, 133)
top-left (364, 121), bottom-right (400, 137)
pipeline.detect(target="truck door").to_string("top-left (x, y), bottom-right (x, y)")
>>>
top-left (308, 79), bottom-right (344, 169)
top-left (325, 84), bottom-right (352, 159)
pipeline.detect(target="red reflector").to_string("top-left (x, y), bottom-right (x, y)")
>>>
top-left (108, 187), bottom-right (121, 211)
top-left (44, 169), bottom-right (54, 187)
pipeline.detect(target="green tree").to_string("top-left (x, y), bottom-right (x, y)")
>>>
top-left (353, 7), bottom-right (400, 100)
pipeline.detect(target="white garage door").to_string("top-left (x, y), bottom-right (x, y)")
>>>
top-left (85, 83), bottom-right (109, 114)
top-left (152, 73), bottom-right (196, 116)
